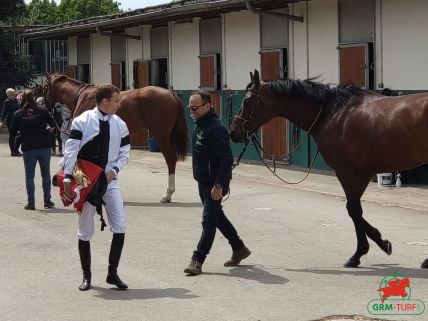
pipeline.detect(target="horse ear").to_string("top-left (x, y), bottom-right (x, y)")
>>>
top-left (250, 71), bottom-right (254, 82)
top-left (254, 69), bottom-right (260, 87)
top-left (45, 72), bottom-right (51, 78)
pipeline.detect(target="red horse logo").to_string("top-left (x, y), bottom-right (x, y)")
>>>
top-left (377, 277), bottom-right (410, 303)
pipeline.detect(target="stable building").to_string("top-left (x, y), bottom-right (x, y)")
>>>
top-left (23, 0), bottom-right (428, 182)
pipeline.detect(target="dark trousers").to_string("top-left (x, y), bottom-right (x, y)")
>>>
top-left (8, 129), bottom-right (20, 153)
top-left (52, 129), bottom-right (62, 152)
top-left (193, 182), bottom-right (243, 263)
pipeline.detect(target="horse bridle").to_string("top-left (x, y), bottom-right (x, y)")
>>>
top-left (234, 87), bottom-right (263, 139)
top-left (44, 76), bottom-right (89, 114)
top-left (232, 84), bottom-right (325, 185)
top-left (43, 78), bottom-right (54, 109)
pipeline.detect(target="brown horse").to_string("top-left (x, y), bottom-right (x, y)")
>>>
top-left (230, 70), bottom-right (428, 269)
top-left (43, 73), bottom-right (188, 203)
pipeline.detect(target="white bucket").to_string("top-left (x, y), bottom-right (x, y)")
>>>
top-left (377, 173), bottom-right (393, 187)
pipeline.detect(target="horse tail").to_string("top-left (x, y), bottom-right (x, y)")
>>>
top-left (171, 92), bottom-right (188, 161)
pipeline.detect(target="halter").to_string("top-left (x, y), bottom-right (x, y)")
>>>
top-left (233, 85), bottom-right (325, 185)
top-left (44, 75), bottom-right (89, 114)
top-left (234, 87), bottom-right (263, 140)
top-left (43, 78), bottom-right (55, 109)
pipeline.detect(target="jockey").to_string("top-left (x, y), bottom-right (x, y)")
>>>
top-left (61, 84), bottom-right (130, 291)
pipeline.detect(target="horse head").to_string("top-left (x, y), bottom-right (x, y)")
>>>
top-left (43, 73), bottom-right (62, 111)
top-left (230, 69), bottom-right (269, 143)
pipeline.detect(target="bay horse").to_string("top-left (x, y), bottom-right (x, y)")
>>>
top-left (43, 73), bottom-right (188, 203)
top-left (230, 70), bottom-right (428, 269)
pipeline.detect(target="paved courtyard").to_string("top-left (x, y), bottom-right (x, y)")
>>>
top-left (0, 132), bottom-right (427, 321)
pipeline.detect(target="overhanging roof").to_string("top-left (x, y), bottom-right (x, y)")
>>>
top-left (23, 0), bottom-right (303, 40)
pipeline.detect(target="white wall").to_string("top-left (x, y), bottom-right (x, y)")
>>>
top-left (90, 33), bottom-right (111, 85)
top-left (171, 19), bottom-right (199, 90)
top-left (290, 0), bottom-right (338, 84)
top-left (375, 0), bottom-right (382, 89)
top-left (68, 37), bottom-right (77, 65)
top-left (308, 0), bottom-right (339, 84)
top-left (224, 11), bottom-right (260, 90)
top-left (290, 2), bottom-right (308, 79)
top-left (380, 0), bottom-right (428, 90)
top-left (126, 26), bottom-right (143, 89)
top-left (142, 25), bottom-right (151, 60)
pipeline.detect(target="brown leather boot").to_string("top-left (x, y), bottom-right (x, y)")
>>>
top-left (44, 199), bottom-right (55, 209)
top-left (24, 202), bottom-right (35, 210)
top-left (184, 258), bottom-right (202, 275)
top-left (224, 246), bottom-right (251, 267)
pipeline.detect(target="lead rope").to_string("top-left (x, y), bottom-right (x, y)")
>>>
top-left (231, 104), bottom-right (325, 185)
top-left (251, 135), bottom-right (319, 184)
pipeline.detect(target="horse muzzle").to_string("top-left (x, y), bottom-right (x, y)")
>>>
top-left (230, 129), bottom-right (246, 143)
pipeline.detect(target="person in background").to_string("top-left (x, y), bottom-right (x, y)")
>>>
top-left (184, 90), bottom-right (251, 276)
top-left (51, 101), bottom-right (64, 156)
top-left (9, 90), bottom-right (56, 210)
top-left (57, 102), bottom-right (72, 152)
top-left (1, 88), bottom-right (21, 156)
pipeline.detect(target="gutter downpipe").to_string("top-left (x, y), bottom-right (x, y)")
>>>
top-left (95, 26), bottom-right (140, 40)
top-left (246, 1), bottom-right (304, 23)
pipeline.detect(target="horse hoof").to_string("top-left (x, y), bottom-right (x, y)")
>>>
top-left (382, 239), bottom-right (392, 255)
top-left (160, 196), bottom-right (171, 203)
top-left (343, 257), bottom-right (360, 268)
top-left (421, 259), bottom-right (428, 269)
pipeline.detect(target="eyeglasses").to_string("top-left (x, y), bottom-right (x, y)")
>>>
top-left (187, 103), bottom-right (206, 111)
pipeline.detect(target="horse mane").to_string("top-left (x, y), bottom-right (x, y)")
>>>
top-left (266, 78), bottom-right (370, 109)
top-left (50, 73), bottom-right (88, 86)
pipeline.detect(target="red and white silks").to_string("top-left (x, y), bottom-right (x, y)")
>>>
top-left (55, 159), bottom-right (104, 213)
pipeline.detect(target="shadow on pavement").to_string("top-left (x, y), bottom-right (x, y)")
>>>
top-left (91, 286), bottom-right (199, 300)
top-left (203, 264), bottom-right (289, 284)
top-left (38, 208), bottom-right (75, 214)
top-left (124, 201), bottom-right (201, 208)
top-left (284, 263), bottom-right (428, 279)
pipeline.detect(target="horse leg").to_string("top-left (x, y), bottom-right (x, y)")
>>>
top-left (362, 218), bottom-right (392, 256)
top-left (156, 137), bottom-right (178, 203)
top-left (344, 197), bottom-right (369, 267)
top-left (337, 172), bottom-right (371, 267)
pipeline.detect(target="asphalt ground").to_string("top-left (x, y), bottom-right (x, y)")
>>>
top-left (0, 131), bottom-right (427, 321)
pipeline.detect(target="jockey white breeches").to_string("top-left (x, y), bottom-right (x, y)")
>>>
top-left (77, 179), bottom-right (126, 241)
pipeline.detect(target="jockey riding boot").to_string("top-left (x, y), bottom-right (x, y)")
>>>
top-left (78, 240), bottom-right (91, 291)
top-left (106, 233), bottom-right (128, 290)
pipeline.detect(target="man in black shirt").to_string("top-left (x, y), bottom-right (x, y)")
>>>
top-left (184, 91), bottom-right (251, 275)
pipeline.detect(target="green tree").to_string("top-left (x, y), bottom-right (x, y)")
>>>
top-left (0, 0), bottom-right (36, 103)
top-left (58, 0), bottom-right (121, 23)
top-left (20, 0), bottom-right (121, 25)
top-left (0, 0), bottom-right (26, 22)
top-left (25, 0), bottom-right (59, 25)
